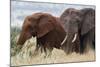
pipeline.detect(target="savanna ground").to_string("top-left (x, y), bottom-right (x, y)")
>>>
top-left (11, 27), bottom-right (95, 66)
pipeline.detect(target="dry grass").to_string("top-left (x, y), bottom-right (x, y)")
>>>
top-left (11, 37), bottom-right (95, 66)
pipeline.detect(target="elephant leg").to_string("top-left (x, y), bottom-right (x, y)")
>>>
top-left (80, 34), bottom-right (90, 54)
top-left (40, 42), bottom-right (47, 58)
top-left (80, 35), bottom-right (86, 54)
top-left (80, 27), bottom-right (95, 54)
top-left (33, 42), bottom-right (41, 56)
top-left (43, 45), bottom-right (47, 55)
top-left (87, 33), bottom-right (94, 51)
top-left (43, 42), bottom-right (53, 58)
top-left (46, 47), bottom-right (53, 58)
top-left (40, 44), bottom-right (44, 53)
top-left (80, 31), bottom-right (95, 54)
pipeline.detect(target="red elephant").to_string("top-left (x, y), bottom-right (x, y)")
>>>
top-left (17, 13), bottom-right (67, 56)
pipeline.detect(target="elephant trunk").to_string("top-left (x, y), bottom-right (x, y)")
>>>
top-left (61, 33), bottom-right (78, 54)
top-left (17, 31), bottom-right (31, 45)
top-left (17, 32), bottom-right (26, 45)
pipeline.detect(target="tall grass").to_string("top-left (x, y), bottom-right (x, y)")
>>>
top-left (10, 27), bottom-right (95, 66)
top-left (11, 27), bottom-right (21, 56)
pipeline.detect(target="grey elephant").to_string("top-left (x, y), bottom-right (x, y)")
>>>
top-left (60, 8), bottom-right (95, 54)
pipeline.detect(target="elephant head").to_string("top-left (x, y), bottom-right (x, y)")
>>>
top-left (60, 8), bottom-right (82, 34)
top-left (60, 8), bottom-right (95, 54)
top-left (17, 13), bottom-right (57, 45)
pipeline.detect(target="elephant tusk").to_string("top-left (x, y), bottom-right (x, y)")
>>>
top-left (72, 33), bottom-right (77, 43)
top-left (61, 35), bottom-right (68, 45)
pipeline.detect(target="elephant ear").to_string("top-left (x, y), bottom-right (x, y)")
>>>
top-left (37, 14), bottom-right (55, 38)
top-left (81, 8), bottom-right (95, 35)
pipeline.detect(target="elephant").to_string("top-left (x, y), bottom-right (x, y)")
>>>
top-left (60, 8), bottom-right (95, 54)
top-left (17, 12), bottom-right (67, 56)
